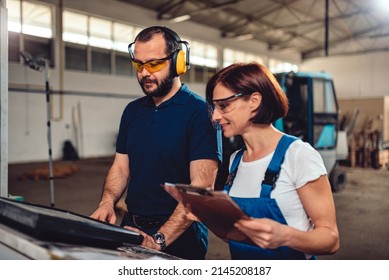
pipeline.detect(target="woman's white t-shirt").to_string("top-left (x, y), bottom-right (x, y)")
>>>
top-left (228, 140), bottom-right (327, 232)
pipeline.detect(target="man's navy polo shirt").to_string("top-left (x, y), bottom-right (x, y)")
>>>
top-left (116, 84), bottom-right (221, 216)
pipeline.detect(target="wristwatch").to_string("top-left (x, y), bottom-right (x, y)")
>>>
top-left (152, 232), bottom-right (167, 251)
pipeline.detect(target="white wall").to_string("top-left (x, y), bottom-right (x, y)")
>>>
top-left (301, 52), bottom-right (389, 99)
top-left (9, 63), bottom-right (141, 163)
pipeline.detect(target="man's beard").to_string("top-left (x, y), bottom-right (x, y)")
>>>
top-left (139, 73), bottom-right (175, 98)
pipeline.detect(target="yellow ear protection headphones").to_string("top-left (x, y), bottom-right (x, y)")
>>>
top-left (162, 27), bottom-right (191, 77)
top-left (128, 26), bottom-right (190, 77)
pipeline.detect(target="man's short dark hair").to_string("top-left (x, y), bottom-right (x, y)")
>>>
top-left (135, 26), bottom-right (180, 55)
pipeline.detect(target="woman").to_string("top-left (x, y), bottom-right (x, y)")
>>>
top-left (206, 62), bottom-right (340, 260)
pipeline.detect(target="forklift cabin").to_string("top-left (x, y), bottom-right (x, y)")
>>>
top-left (275, 71), bottom-right (347, 192)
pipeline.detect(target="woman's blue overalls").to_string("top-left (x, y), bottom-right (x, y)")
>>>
top-left (224, 134), bottom-right (309, 259)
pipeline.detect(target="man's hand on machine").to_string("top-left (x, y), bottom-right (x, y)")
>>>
top-left (90, 203), bottom-right (117, 224)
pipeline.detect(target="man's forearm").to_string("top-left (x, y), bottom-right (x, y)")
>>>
top-left (190, 159), bottom-right (219, 189)
top-left (157, 159), bottom-right (219, 246)
top-left (158, 203), bottom-right (192, 247)
top-left (99, 166), bottom-right (129, 207)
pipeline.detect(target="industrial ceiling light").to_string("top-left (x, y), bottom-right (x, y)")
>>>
top-left (234, 33), bottom-right (254, 41)
top-left (169, 14), bottom-right (191, 23)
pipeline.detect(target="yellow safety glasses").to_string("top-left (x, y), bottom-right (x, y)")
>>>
top-left (131, 54), bottom-right (173, 73)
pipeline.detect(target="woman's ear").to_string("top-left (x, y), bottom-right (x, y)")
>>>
top-left (249, 92), bottom-right (262, 112)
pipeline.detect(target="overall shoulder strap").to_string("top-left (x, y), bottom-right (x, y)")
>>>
top-left (223, 147), bottom-right (246, 193)
top-left (261, 134), bottom-right (299, 197)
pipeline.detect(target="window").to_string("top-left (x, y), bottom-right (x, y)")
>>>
top-left (280, 76), bottom-right (309, 142)
top-left (7, 0), bottom-right (21, 33)
top-left (269, 58), bottom-right (298, 73)
top-left (184, 39), bottom-right (217, 82)
top-left (115, 52), bottom-right (132, 76)
top-left (24, 34), bottom-right (53, 63)
top-left (180, 67), bottom-right (191, 83)
top-left (313, 79), bottom-right (337, 114)
top-left (62, 10), bottom-right (141, 74)
top-left (194, 65), bottom-right (205, 83)
top-left (189, 39), bottom-right (217, 68)
top-left (89, 17), bottom-right (112, 49)
top-left (91, 47), bottom-right (111, 74)
top-left (206, 67), bottom-right (217, 82)
top-left (63, 10), bottom-right (138, 52)
top-left (113, 23), bottom-right (135, 53)
top-left (312, 78), bottom-right (338, 149)
top-left (65, 44), bottom-right (87, 71)
top-left (7, 0), bottom-right (54, 65)
top-left (63, 11), bottom-right (88, 45)
top-left (7, 0), bottom-right (53, 38)
top-left (7, 0), bottom-right (52, 38)
top-left (223, 48), bottom-right (264, 67)
top-left (22, 1), bottom-right (52, 38)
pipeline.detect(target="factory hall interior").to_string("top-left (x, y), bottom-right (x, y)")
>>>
top-left (1, 0), bottom-right (389, 261)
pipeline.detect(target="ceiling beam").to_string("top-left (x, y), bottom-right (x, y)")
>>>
top-left (271, 7), bottom-right (374, 31)
top-left (157, 0), bottom-right (240, 21)
top-left (156, 0), bottom-right (187, 20)
top-left (302, 21), bottom-right (389, 58)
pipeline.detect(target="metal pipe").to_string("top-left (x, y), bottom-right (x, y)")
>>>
top-left (43, 59), bottom-right (55, 207)
top-left (325, 0), bottom-right (329, 56)
top-left (0, 0), bottom-right (9, 198)
top-left (19, 51), bottom-right (55, 207)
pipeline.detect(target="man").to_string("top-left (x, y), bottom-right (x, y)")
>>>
top-left (91, 26), bottom-right (221, 259)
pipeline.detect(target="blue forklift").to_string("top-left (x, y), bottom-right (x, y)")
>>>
top-left (274, 71), bottom-right (348, 192)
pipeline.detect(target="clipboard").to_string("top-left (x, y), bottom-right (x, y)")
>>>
top-left (162, 183), bottom-right (253, 244)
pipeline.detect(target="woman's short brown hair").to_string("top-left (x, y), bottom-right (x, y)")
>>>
top-left (206, 62), bottom-right (288, 124)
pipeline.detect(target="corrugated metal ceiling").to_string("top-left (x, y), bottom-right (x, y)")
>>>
top-left (118, 0), bottom-right (389, 60)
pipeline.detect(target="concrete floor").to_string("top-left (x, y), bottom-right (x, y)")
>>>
top-left (7, 157), bottom-right (389, 260)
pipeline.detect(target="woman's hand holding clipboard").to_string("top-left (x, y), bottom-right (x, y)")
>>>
top-left (162, 182), bottom-right (252, 244)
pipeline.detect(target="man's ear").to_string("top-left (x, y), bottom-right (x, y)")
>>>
top-left (249, 92), bottom-right (262, 112)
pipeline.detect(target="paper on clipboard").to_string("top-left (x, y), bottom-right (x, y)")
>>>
top-left (162, 183), bottom-right (253, 244)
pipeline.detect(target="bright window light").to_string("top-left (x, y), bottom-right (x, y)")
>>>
top-left (63, 11), bottom-right (88, 44)
top-left (376, 0), bottom-right (389, 10)
top-left (22, 1), bottom-right (52, 38)
top-left (7, 0), bottom-right (21, 32)
top-left (190, 40), bottom-right (217, 67)
top-left (223, 48), bottom-right (264, 68)
top-left (7, 0), bottom-right (52, 37)
top-left (89, 17), bottom-right (112, 49)
top-left (113, 22), bottom-right (135, 52)
top-left (269, 58), bottom-right (298, 73)
top-left (22, 24), bottom-right (52, 38)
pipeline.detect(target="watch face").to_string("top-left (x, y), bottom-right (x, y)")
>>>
top-left (154, 233), bottom-right (164, 243)
top-left (153, 232), bottom-right (166, 250)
